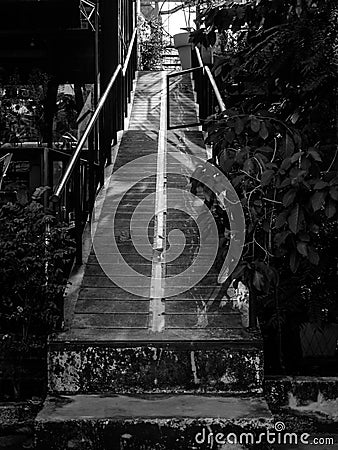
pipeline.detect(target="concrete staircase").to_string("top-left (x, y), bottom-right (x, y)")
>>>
top-left (35, 72), bottom-right (273, 449)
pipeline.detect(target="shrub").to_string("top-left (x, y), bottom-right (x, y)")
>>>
top-left (0, 198), bottom-right (75, 341)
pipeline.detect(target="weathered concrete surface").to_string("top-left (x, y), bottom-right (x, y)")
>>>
top-left (48, 345), bottom-right (263, 395)
top-left (35, 394), bottom-right (273, 450)
top-left (265, 376), bottom-right (338, 408)
top-left (265, 376), bottom-right (338, 422)
top-left (0, 401), bottom-right (41, 427)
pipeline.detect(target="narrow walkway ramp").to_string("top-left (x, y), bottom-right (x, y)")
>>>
top-left (36, 71), bottom-right (270, 450)
top-left (57, 71), bottom-right (249, 344)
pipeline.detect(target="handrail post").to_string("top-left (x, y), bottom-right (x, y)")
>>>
top-left (88, 129), bottom-right (95, 213)
top-left (74, 161), bottom-right (82, 265)
top-left (123, 72), bottom-right (128, 118)
top-left (106, 95), bottom-right (112, 166)
top-left (117, 70), bottom-right (124, 131)
top-left (98, 113), bottom-right (105, 186)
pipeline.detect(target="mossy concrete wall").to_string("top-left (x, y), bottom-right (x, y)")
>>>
top-left (48, 344), bottom-right (263, 395)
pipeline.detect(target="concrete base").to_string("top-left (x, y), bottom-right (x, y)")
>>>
top-left (35, 394), bottom-right (273, 450)
top-left (48, 342), bottom-right (263, 395)
top-left (265, 376), bottom-right (338, 421)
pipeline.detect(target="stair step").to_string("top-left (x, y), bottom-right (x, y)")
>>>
top-left (35, 394), bottom-right (273, 450)
top-left (48, 340), bottom-right (263, 395)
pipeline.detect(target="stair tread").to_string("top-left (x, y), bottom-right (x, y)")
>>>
top-left (36, 394), bottom-right (273, 423)
top-left (50, 326), bottom-right (262, 344)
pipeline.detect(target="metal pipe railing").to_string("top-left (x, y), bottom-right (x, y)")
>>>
top-left (53, 64), bottom-right (122, 200)
top-left (122, 28), bottom-right (137, 76)
top-left (195, 46), bottom-right (204, 68)
top-left (195, 47), bottom-right (225, 112)
top-left (50, 28), bottom-right (138, 271)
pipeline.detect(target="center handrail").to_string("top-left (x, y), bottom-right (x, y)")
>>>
top-left (53, 64), bottom-right (122, 200)
top-left (195, 47), bottom-right (225, 112)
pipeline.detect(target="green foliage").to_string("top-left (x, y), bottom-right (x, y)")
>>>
top-left (192, 0), bottom-right (337, 143)
top-left (0, 197), bottom-right (75, 342)
top-left (138, 15), bottom-right (168, 70)
top-left (0, 69), bottom-right (49, 144)
top-left (204, 109), bottom-right (338, 292)
top-left (192, 0), bottom-right (338, 339)
top-left (54, 92), bottom-right (78, 144)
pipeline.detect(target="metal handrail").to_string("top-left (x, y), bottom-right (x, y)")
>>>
top-left (53, 29), bottom-right (137, 201)
top-left (122, 28), bottom-right (137, 76)
top-left (195, 47), bottom-right (226, 112)
top-left (195, 47), bottom-right (204, 68)
top-left (49, 147), bottom-right (98, 165)
top-left (53, 64), bottom-right (122, 200)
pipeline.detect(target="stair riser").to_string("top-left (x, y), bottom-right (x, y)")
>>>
top-left (48, 345), bottom-right (263, 395)
top-left (35, 419), bottom-right (271, 450)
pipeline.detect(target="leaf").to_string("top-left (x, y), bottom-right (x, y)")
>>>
top-left (231, 263), bottom-right (246, 281)
top-left (219, 150), bottom-right (234, 173)
top-left (253, 270), bottom-right (265, 291)
top-left (290, 152), bottom-right (303, 164)
top-left (275, 210), bottom-right (289, 229)
top-left (232, 175), bottom-right (245, 187)
top-left (288, 204), bottom-right (304, 234)
top-left (262, 220), bottom-right (270, 232)
top-left (308, 148), bottom-right (322, 162)
top-left (259, 121), bottom-right (269, 140)
top-left (329, 187), bottom-right (338, 201)
top-left (282, 189), bottom-right (296, 207)
top-left (274, 230), bottom-right (291, 246)
top-left (243, 158), bottom-right (255, 173)
top-left (280, 157), bottom-right (291, 172)
top-left (311, 191), bottom-right (327, 212)
top-left (284, 134), bottom-right (295, 157)
top-left (325, 200), bottom-right (336, 219)
top-left (255, 153), bottom-right (269, 164)
top-left (314, 180), bottom-right (329, 190)
top-left (296, 242), bottom-right (308, 257)
top-left (234, 117), bottom-right (244, 135)
top-left (206, 30), bottom-right (216, 47)
top-left (225, 130), bottom-right (235, 143)
top-left (250, 117), bottom-right (261, 133)
top-left (329, 176), bottom-right (338, 186)
top-left (290, 251), bottom-right (300, 273)
top-left (278, 178), bottom-right (291, 189)
top-left (308, 247), bottom-right (319, 265)
top-left (256, 146), bottom-right (273, 154)
top-left (261, 169), bottom-right (275, 186)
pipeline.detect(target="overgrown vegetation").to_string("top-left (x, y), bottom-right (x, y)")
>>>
top-left (192, 0), bottom-right (338, 371)
top-left (0, 193), bottom-right (74, 398)
top-left (0, 70), bottom-right (49, 145)
top-left (138, 15), bottom-right (168, 70)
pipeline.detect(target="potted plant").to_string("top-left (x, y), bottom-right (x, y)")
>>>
top-left (174, 31), bottom-right (193, 69)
